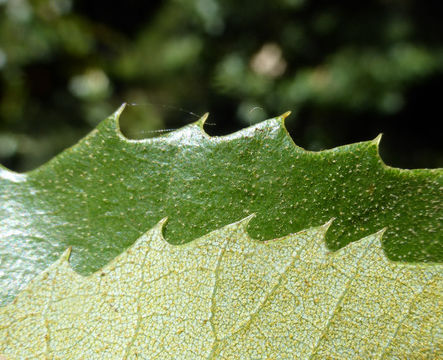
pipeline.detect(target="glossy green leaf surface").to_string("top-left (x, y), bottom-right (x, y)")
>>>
top-left (0, 105), bottom-right (441, 305)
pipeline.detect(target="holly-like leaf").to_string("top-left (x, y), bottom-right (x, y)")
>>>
top-left (1, 218), bottom-right (441, 358)
top-left (0, 105), bottom-right (441, 305)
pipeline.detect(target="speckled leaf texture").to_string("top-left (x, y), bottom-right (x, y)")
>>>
top-left (0, 218), bottom-right (442, 359)
top-left (0, 105), bottom-right (442, 307)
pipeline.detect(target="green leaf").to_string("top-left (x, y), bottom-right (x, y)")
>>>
top-left (0, 105), bottom-right (441, 305)
top-left (1, 218), bottom-right (441, 358)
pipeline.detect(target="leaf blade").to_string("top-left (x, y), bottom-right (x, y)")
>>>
top-left (0, 106), bottom-right (441, 306)
top-left (1, 219), bottom-right (441, 358)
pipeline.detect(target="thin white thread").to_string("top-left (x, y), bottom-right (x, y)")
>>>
top-left (127, 102), bottom-right (202, 119)
top-left (125, 102), bottom-right (215, 136)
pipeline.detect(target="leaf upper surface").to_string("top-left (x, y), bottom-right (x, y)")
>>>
top-left (0, 219), bottom-right (441, 359)
top-left (0, 105), bottom-right (442, 305)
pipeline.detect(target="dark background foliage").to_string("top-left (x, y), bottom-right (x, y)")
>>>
top-left (0, 0), bottom-right (442, 171)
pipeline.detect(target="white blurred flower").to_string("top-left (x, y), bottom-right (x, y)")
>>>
top-left (250, 43), bottom-right (287, 78)
top-left (69, 68), bottom-right (111, 100)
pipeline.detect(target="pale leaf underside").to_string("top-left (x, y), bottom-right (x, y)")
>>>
top-left (0, 218), bottom-right (441, 359)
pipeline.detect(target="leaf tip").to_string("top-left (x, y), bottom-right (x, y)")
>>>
top-left (324, 217), bottom-right (335, 228)
top-left (243, 212), bottom-right (257, 223)
top-left (116, 102), bottom-right (127, 118)
top-left (149, 217), bottom-right (169, 244)
top-left (374, 227), bottom-right (388, 242)
top-left (60, 246), bottom-right (72, 263)
top-left (319, 217), bottom-right (335, 236)
top-left (372, 133), bottom-right (383, 147)
top-left (152, 216), bottom-right (169, 234)
top-left (279, 111), bottom-right (292, 121)
top-left (196, 112), bottom-right (210, 128)
top-left (377, 227), bottom-right (388, 236)
top-left (157, 216), bottom-right (169, 228)
top-left (99, 103), bottom-right (127, 136)
top-left (236, 213), bottom-right (256, 231)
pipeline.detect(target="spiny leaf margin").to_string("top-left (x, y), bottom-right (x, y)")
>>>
top-left (0, 105), bottom-right (441, 306)
top-left (0, 217), bottom-right (441, 359)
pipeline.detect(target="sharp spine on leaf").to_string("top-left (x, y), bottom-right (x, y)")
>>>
top-left (372, 133), bottom-right (383, 147)
top-left (115, 103), bottom-right (127, 118)
top-left (60, 247), bottom-right (72, 262)
top-left (237, 213), bottom-right (256, 229)
top-left (322, 218), bottom-right (335, 231)
top-left (196, 112), bottom-right (209, 128)
top-left (279, 111), bottom-right (292, 121)
top-left (156, 217), bottom-right (169, 233)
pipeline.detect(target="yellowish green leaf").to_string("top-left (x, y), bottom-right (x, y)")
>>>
top-left (1, 218), bottom-right (441, 359)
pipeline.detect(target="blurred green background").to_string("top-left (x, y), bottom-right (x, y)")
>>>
top-left (0, 0), bottom-right (442, 172)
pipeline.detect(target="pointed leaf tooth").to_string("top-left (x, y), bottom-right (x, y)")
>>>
top-left (96, 102), bottom-right (127, 135)
top-left (288, 219), bottom-right (336, 261)
top-left (232, 213), bottom-right (256, 233)
top-left (115, 102), bottom-right (127, 119)
top-left (279, 110), bottom-right (292, 121)
top-left (114, 217), bottom-right (170, 263)
top-left (372, 133), bottom-right (383, 146)
top-left (196, 112), bottom-right (210, 128)
top-left (1, 104), bottom-right (441, 307)
top-left (139, 216), bottom-right (170, 252)
top-left (59, 246), bottom-right (72, 263)
top-left (319, 217), bottom-right (335, 236)
top-left (333, 228), bottom-right (386, 265)
top-left (1, 220), bottom-right (441, 358)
